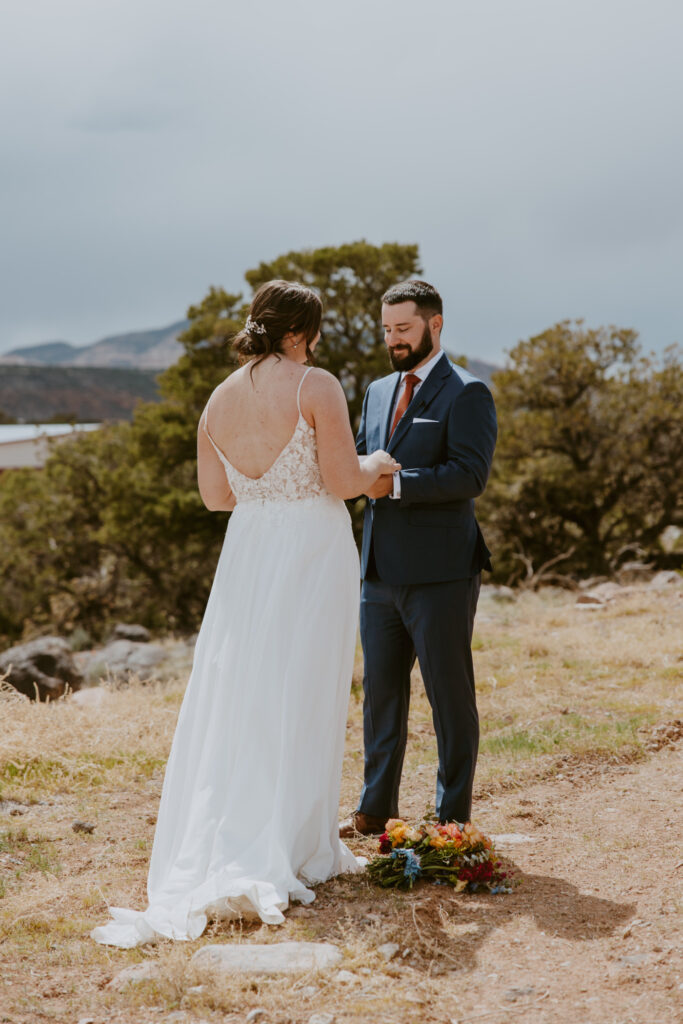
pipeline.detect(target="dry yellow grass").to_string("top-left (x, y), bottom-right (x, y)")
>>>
top-left (0, 584), bottom-right (681, 1023)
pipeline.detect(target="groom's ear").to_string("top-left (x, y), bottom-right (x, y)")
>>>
top-left (430, 314), bottom-right (443, 336)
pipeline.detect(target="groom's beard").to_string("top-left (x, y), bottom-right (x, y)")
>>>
top-left (388, 322), bottom-right (435, 371)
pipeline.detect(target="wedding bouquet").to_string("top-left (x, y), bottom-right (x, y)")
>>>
top-left (367, 819), bottom-right (512, 893)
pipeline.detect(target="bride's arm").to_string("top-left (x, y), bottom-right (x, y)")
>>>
top-left (304, 370), bottom-right (399, 500)
top-left (197, 424), bottom-right (237, 511)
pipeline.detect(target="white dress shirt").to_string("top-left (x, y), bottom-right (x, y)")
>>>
top-left (389, 348), bottom-right (444, 499)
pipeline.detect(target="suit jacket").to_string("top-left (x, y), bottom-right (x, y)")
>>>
top-left (356, 352), bottom-right (497, 585)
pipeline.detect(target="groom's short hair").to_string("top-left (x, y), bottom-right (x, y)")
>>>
top-left (381, 280), bottom-right (443, 320)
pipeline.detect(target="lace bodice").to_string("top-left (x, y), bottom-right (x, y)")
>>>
top-left (202, 368), bottom-right (329, 503)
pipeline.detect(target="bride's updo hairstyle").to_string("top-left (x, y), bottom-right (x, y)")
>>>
top-left (233, 280), bottom-right (322, 373)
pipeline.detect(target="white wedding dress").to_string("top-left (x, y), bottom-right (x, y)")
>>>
top-left (92, 368), bottom-right (362, 947)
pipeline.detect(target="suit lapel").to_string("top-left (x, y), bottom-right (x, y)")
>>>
top-left (379, 372), bottom-right (402, 450)
top-left (388, 353), bottom-right (451, 454)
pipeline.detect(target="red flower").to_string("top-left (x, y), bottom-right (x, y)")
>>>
top-left (379, 832), bottom-right (392, 854)
top-left (458, 860), bottom-right (495, 884)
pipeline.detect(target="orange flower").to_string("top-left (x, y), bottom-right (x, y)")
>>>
top-left (442, 822), bottom-right (463, 843)
top-left (423, 823), bottom-right (447, 848)
top-left (462, 822), bottom-right (486, 847)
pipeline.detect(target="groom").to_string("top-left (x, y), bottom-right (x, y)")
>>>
top-left (341, 280), bottom-right (497, 834)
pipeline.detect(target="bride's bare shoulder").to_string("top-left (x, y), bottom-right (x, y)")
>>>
top-left (211, 364), bottom-right (251, 398)
top-left (305, 366), bottom-right (345, 397)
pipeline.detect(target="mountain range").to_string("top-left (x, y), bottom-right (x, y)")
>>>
top-left (0, 320), bottom-right (499, 423)
top-left (1, 321), bottom-right (189, 370)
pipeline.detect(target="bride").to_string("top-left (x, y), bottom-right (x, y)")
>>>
top-left (92, 280), bottom-right (398, 947)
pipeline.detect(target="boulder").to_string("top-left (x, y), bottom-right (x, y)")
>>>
top-left (583, 582), bottom-right (624, 601)
top-left (69, 686), bottom-right (110, 709)
top-left (85, 639), bottom-right (167, 682)
top-left (576, 593), bottom-right (605, 606)
top-left (106, 962), bottom-right (161, 990)
top-left (649, 570), bottom-right (682, 589)
top-left (191, 941), bottom-right (342, 976)
top-left (578, 582), bottom-right (638, 604)
top-left (112, 623), bottom-right (151, 642)
top-left (0, 636), bottom-right (84, 700)
top-left (617, 561), bottom-right (654, 583)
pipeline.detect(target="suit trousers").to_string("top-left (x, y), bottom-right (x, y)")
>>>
top-left (357, 570), bottom-right (481, 824)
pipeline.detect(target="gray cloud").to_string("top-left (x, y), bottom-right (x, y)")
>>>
top-left (73, 106), bottom-right (176, 133)
top-left (1, 0), bottom-right (682, 362)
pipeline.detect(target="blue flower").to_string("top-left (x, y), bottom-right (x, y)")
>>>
top-left (391, 847), bottom-right (422, 881)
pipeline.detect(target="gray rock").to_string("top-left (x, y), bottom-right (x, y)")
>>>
top-left (191, 941), bottom-right (342, 976)
top-left (106, 961), bottom-right (161, 989)
top-left (491, 832), bottom-right (538, 845)
top-left (246, 1010), bottom-right (267, 1023)
top-left (619, 953), bottom-right (650, 967)
top-left (87, 639), bottom-right (167, 682)
top-left (70, 685), bottom-right (109, 708)
top-left (576, 592), bottom-right (605, 605)
top-left (0, 798), bottom-right (28, 815)
top-left (0, 636), bottom-right (84, 700)
top-left (113, 622), bottom-right (151, 642)
top-left (377, 942), bottom-right (400, 961)
top-left (309, 1015), bottom-right (336, 1024)
top-left (583, 582), bottom-right (637, 602)
top-left (72, 820), bottom-right (95, 834)
top-left (650, 570), bottom-right (681, 589)
top-left (617, 561), bottom-right (654, 583)
top-left (335, 970), bottom-right (357, 984)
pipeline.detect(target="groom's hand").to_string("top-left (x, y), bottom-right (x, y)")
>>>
top-left (364, 474), bottom-right (394, 500)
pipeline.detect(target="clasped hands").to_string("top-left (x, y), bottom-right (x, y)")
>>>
top-left (365, 449), bottom-right (400, 499)
top-left (365, 474), bottom-right (395, 499)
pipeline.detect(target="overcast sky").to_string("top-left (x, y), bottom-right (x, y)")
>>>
top-left (1, 0), bottom-right (681, 363)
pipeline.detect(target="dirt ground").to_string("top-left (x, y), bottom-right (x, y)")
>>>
top-left (1, 586), bottom-right (681, 1024)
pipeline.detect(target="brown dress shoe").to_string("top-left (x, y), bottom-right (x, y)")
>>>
top-left (338, 812), bottom-right (388, 838)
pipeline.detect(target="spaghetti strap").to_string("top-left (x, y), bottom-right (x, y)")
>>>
top-left (201, 389), bottom-right (229, 464)
top-left (296, 367), bottom-right (314, 416)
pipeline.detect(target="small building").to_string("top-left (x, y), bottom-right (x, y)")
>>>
top-left (0, 423), bottom-right (101, 471)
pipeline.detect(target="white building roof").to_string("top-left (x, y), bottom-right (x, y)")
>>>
top-left (0, 423), bottom-right (100, 445)
top-left (0, 423), bottom-right (101, 469)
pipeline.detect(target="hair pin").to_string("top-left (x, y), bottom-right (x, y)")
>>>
top-left (245, 316), bottom-right (267, 335)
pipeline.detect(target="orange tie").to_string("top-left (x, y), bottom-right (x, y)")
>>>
top-left (389, 373), bottom-right (420, 439)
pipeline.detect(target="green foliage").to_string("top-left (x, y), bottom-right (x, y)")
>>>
top-left (479, 321), bottom-right (683, 582)
top-left (0, 290), bottom-right (246, 641)
top-left (8, 242), bottom-right (678, 644)
top-left (246, 240), bottom-right (421, 429)
top-left (0, 243), bottom-right (418, 642)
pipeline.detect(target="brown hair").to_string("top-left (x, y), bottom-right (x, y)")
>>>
top-left (233, 280), bottom-right (322, 373)
top-left (381, 279), bottom-right (443, 320)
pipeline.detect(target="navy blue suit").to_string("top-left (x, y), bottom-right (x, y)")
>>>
top-left (355, 352), bottom-right (497, 823)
